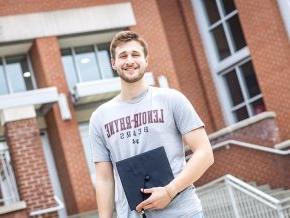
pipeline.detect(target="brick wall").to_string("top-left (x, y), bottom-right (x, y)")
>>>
top-left (196, 145), bottom-right (290, 190)
top-left (235, 0), bottom-right (290, 140)
top-left (0, 210), bottom-right (28, 218)
top-left (179, 0), bottom-right (226, 131)
top-left (210, 116), bottom-right (281, 147)
top-left (190, 116), bottom-right (288, 189)
top-left (29, 37), bottom-right (96, 215)
top-left (4, 118), bottom-right (57, 217)
top-left (130, 0), bottom-right (181, 90)
top-left (156, 0), bottom-right (216, 133)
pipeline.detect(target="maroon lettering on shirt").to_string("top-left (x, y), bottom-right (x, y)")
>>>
top-left (104, 109), bottom-right (165, 138)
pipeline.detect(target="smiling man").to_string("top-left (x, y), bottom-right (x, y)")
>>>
top-left (89, 31), bottom-right (214, 218)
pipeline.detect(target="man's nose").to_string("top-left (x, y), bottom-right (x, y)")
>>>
top-left (125, 55), bottom-right (134, 65)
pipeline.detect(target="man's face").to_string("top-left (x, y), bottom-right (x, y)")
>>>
top-left (111, 40), bottom-right (148, 83)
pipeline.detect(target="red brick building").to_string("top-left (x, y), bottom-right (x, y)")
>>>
top-left (0, 0), bottom-right (289, 217)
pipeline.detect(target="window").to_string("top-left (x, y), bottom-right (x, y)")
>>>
top-left (192, 0), bottom-right (266, 123)
top-left (221, 59), bottom-right (265, 121)
top-left (0, 55), bottom-right (36, 96)
top-left (0, 142), bottom-right (20, 206)
top-left (61, 43), bottom-right (117, 91)
top-left (203, 0), bottom-right (246, 61)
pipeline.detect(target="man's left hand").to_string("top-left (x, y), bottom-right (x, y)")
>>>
top-left (136, 187), bottom-right (172, 212)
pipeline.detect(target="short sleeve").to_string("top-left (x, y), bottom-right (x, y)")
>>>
top-left (171, 89), bottom-right (204, 135)
top-left (89, 112), bottom-right (111, 163)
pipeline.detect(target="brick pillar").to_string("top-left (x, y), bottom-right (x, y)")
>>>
top-left (29, 37), bottom-right (96, 215)
top-left (2, 106), bottom-right (57, 218)
top-left (155, 0), bottom-right (225, 133)
top-left (235, 0), bottom-right (290, 140)
top-left (130, 0), bottom-right (181, 90)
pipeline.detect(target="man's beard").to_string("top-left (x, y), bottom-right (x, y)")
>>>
top-left (117, 67), bottom-right (146, 83)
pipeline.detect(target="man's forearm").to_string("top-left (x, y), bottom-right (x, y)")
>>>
top-left (165, 144), bottom-right (214, 198)
top-left (96, 179), bottom-right (115, 218)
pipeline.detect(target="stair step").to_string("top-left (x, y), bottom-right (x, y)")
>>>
top-left (256, 184), bottom-right (271, 192)
top-left (271, 190), bottom-right (290, 199)
top-left (248, 181), bottom-right (257, 186)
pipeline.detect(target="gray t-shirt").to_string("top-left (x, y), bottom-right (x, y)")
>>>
top-left (89, 86), bottom-right (204, 218)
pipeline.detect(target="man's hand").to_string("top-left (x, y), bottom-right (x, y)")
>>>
top-left (136, 187), bottom-right (172, 212)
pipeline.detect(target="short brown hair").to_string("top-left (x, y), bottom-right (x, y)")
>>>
top-left (110, 31), bottom-right (148, 60)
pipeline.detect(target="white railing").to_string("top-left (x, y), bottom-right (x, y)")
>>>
top-left (196, 174), bottom-right (290, 218)
top-left (0, 142), bottom-right (20, 206)
top-left (186, 139), bottom-right (290, 161)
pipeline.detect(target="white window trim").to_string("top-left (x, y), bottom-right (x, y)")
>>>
top-left (191, 0), bottom-right (251, 124)
top-left (0, 54), bottom-right (37, 94)
top-left (277, 0), bottom-right (290, 38)
top-left (62, 43), bottom-right (115, 92)
top-left (0, 3), bottom-right (136, 43)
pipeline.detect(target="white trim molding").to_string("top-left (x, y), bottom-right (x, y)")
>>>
top-left (0, 87), bottom-right (72, 122)
top-left (30, 195), bottom-right (64, 217)
top-left (0, 106), bottom-right (36, 125)
top-left (73, 72), bottom-right (155, 104)
top-left (0, 201), bottom-right (26, 215)
top-left (0, 2), bottom-right (136, 43)
top-left (186, 139), bottom-right (290, 160)
top-left (208, 111), bottom-right (276, 140)
top-left (277, 0), bottom-right (290, 38)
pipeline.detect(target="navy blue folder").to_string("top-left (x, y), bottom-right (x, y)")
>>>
top-left (116, 146), bottom-right (174, 211)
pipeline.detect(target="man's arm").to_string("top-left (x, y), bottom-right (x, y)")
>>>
top-left (165, 127), bottom-right (214, 197)
top-left (95, 162), bottom-right (115, 218)
top-left (136, 127), bottom-right (214, 212)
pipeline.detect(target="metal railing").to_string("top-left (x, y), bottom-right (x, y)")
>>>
top-left (0, 142), bottom-right (20, 206)
top-left (196, 174), bottom-right (290, 218)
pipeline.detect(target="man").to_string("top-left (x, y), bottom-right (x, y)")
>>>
top-left (89, 31), bottom-right (214, 218)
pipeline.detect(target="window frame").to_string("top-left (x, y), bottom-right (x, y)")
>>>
top-left (191, 0), bottom-right (263, 124)
top-left (0, 54), bottom-right (37, 95)
top-left (61, 43), bottom-right (116, 92)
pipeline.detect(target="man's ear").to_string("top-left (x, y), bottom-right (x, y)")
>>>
top-left (145, 55), bottom-right (149, 67)
top-left (111, 58), bottom-right (117, 70)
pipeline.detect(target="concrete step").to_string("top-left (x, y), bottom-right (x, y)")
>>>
top-left (271, 190), bottom-right (290, 199)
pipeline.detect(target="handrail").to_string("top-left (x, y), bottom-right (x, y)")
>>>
top-left (195, 175), bottom-right (227, 192)
top-left (226, 175), bottom-right (280, 204)
top-left (186, 140), bottom-right (290, 160)
top-left (226, 180), bottom-right (278, 210)
top-left (29, 195), bottom-right (64, 217)
top-left (197, 174), bottom-right (280, 204)
top-left (213, 140), bottom-right (290, 155)
top-left (196, 174), bottom-right (290, 210)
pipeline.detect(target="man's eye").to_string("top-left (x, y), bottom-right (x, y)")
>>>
top-left (119, 55), bottom-right (127, 58)
top-left (132, 53), bottom-right (140, 57)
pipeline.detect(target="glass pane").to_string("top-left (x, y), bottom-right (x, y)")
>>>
top-left (221, 0), bottom-right (236, 15)
top-left (0, 61), bottom-right (8, 95)
top-left (251, 98), bottom-right (266, 115)
top-left (61, 49), bottom-right (78, 91)
top-left (21, 57), bottom-right (34, 91)
top-left (234, 106), bottom-right (249, 121)
top-left (5, 56), bottom-right (26, 93)
top-left (240, 61), bottom-right (261, 98)
top-left (97, 44), bottom-right (114, 79)
top-left (203, 0), bottom-right (221, 25)
top-left (227, 15), bottom-right (247, 51)
top-left (75, 46), bottom-right (100, 82)
top-left (211, 24), bottom-right (231, 60)
top-left (224, 69), bottom-right (244, 106)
